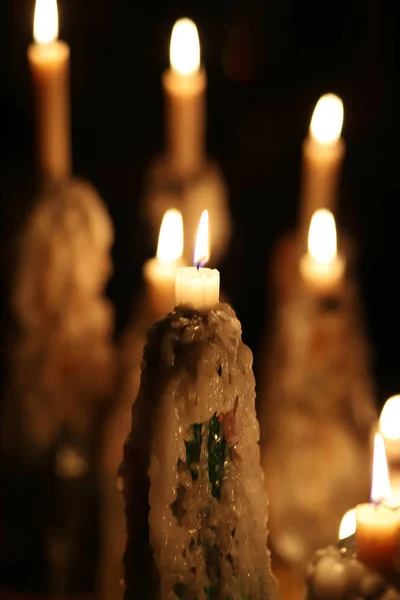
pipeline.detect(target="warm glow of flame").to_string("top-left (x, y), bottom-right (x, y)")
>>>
top-left (371, 432), bottom-right (392, 503)
top-left (308, 209), bottom-right (337, 264)
top-left (194, 210), bottom-right (209, 267)
top-left (170, 18), bottom-right (200, 75)
top-left (310, 93), bottom-right (344, 145)
top-left (34, 0), bottom-right (58, 43)
top-left (339, 508), bottom-right (356, 540)
top-left (156, 209), bottom-right (184, 264)
top-left (379, 395), bottom-right (400, 440)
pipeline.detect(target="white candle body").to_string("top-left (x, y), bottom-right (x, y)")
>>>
top-left (300, 137), bottom-right (345, 247)
top-left (143, 257), bottom-right (184, 318)
top-left (163, 69), bottom-right (206, 178)
top-left (28, 40), bottom-right (71, 183)
top-left (299, 252), bottom-right (345, 295)
top-left (355, 503), bottom-right (400, 577)
top-left (175, 266), bottom-right (220, 309)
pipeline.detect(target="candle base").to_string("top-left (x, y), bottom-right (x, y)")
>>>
top-left (1, 177), bottom-right (116, 593)
top-left (141, 155), bottom-right (232, 267)
top-left (304, 543), bottom-right (400, 599)
top-left (257, 263), bottom-right (377, 566)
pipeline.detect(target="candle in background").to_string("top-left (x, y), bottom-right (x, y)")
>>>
top-left (163, 18), bottom-right (206, 178)
top-left (299, 209), bottom-right (346, 294)
top-left (355, 433), bottom-right (400, 578)
top-left (175, 209), bottom-right (220, 308)
top-left (379, 395), bottom-right (400, 504)
top-left (299, 94), bottom-right (345, 247)
top-left (28, 0), bottom-right (71, 183)
top-left (338, 508), bottom-right (357, 540)
top-left (142, 208), bottom-right (185, 317)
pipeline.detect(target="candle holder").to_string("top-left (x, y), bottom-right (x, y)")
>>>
top-left (304, 539), bottom-right (400, 600)
top-left (257, 268), bottom-right (377, 567)
top-left (0, 177), bottom-right (116, 593)
top-left (141, 155), bottom-right (232, 266)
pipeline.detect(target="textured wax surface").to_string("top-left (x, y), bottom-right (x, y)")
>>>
top-left (120, 303), bottom-right (279, 600)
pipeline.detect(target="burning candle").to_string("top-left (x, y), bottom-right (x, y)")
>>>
top-left (28, 0), bottom-right (71, 184)
top-left (163, 18), bottom-right (206, 178)
top-left (299, 209), bottom-right (345, 294)
top-left (143, 209), bottom-right (185, 317)
top-left (175, 209), bottom-right (220, 308)
top-left (339, 508), bottom-right (357, 541)
top-left (379, 395), bottom-right (400, 504)
top-left (299, 94), bottom-right (345, 246)
top-left (355, 433), bottom-right (400, 577)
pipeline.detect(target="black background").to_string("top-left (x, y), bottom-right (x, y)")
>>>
top-left (1, 0), bottom-right (398, 410)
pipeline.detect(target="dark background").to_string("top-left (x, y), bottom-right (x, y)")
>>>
top-left (1, 0), bottom-right (398, 410)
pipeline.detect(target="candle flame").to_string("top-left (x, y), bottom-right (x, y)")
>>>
top-left (308, 209), bottom-right (337, 264)
top-left (34, 0), bottom-right (59, 44)
top-left (371, 432), bottom-right (392, 504)
top-left (338, 508), bottom-right (356, 540)
top-left (379, 395), bottom-right (400, 441)
top-left (156, 209), bottom-right (184, 264)
top-left (310, 93), bottom-right (344, 145)
top-left (170, 18), bottom-right (200, 76)
top-left (194, 210), bottom-right (209, 267)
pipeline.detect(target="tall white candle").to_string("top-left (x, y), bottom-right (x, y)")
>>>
top-left (175, 209), bottom-right (220, 308)
top-left (143, 209), bottom-right (184, 317)
top-left (299, 209), bottom-right (345, 295)
top-left (299, 94), bottom-right (345, 246)
top-left (28, 0), bottom-right (71, 183)
top-left (163, 18), bottom-right (206, 178)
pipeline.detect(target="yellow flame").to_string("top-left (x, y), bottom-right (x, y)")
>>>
top-left (310, 93), bottom-right (344, 145)
top-left (194, 209), bottom-right (209, 266)
top-left (34, 0), bottom-right (58, 43)
top-left (156, 209), bottom-right (184, 264)
top-left (379, 395), bottom-right (400, 440)
top-left (338, 508), bottom-right (356, 540)
top-left (371, 432), bottom-right (392, 503)
top-left (170, 18), bottom-right (200, 75)
top-left (308, 209), bottom-right (337, 264)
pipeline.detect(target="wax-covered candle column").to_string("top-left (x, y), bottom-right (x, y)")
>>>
top-left (299, 94), bottom-right (345, 248)
top-left (175, 209), bottom-right (220, 308)
top-left (143, 209), bottom-right (185, 317)
top-left (119, 209), bottom-right (278, 599)
top-left (28, 0), bottom-right (71, 183)
top-left (299, 209), bottom-right (346, 295)
top-left (163, 18), bottom-right (206, 179)
top-left (356, 433), bottom-right (400, 579)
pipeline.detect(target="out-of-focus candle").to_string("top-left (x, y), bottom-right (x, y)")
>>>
top-left (163, 18), bottom-right (206, 178)
top-left (143, 209), bottom-right (184, 317)
top-left (299, 94), bottom-right (345, 246)
top-left (379, 395), bottom-right (400, 505)
top-left (299, 209), bottom-right (345, 294)
top-left (28, 0), bottom-right (71, 183)
top-left (175, 209), bottom-right (220, 308)
top-left (355, 433), bottom-right (400, 577)
top-left (379, 395), bottom-right (400, 463)
top-left (339, 508), bottom-right (357, 540)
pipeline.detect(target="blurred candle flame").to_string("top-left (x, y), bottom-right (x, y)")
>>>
top-left (194, 210), bottom-right (209, 267)
top-left (339, 508), bottom-right (356, 540)
top-left (379, 395), bottom-right (400, 441)
top-left (156, 209), bottom-right (184, 264)
top-left (34, 0), bottom-right (59, 44)
top-left (310, 93), bottom-right (344, 145)
top-left (170, 18), bottom-right (200, 75)
top-left (371, 432), bottom-right (392, 504)
top-left (308, 209), bottom-right (337, 264)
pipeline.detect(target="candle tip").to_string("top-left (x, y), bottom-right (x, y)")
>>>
top-left (34, 0), bottom-right (59, 44)
top-left (308, 209), bottom-right (337, 264)
top-left (310, 93), bottom-right (344, 144)
top-left (370, 432), bottom-right (392, 504)
top-left (156, 209), bottom-right (184, 264)
top-left (193, 210), bottom-right (210, 268)
top-left (170, 18), bottom-right (200, 75)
